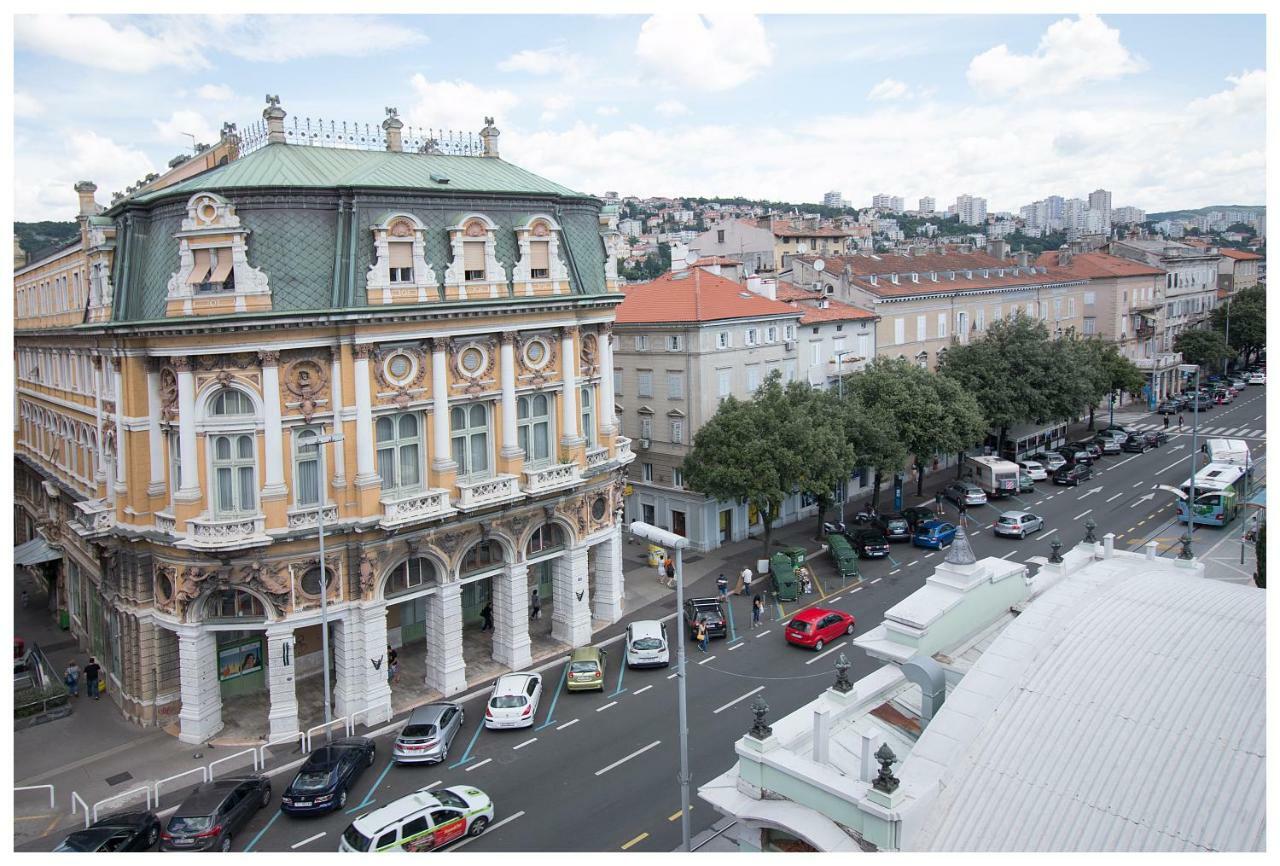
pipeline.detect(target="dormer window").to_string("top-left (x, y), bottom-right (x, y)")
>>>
top-left (463, 239), bottom-right (486, 282)
top-left (166, 192), bottom-right (270, 316)
top-left (388, 241), bottom-right (413, 283)
top-left (191, 247), bottom-right (236, 294)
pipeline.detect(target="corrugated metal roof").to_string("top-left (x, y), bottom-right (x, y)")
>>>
top-left (908, 562), bottom-right (1265, 852)
top-left (127, 143), bottom-right (585, 204)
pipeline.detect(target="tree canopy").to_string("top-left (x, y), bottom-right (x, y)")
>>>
top-left (1173, 327), bottom-right (1232, 371)
top-left (1212, 285), bottom-right (1266, 364)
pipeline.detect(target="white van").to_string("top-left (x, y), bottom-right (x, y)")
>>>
top-left (338, 785), bottom-right (493, 852)
top-left (1203, 438), bottom-right (1253, 475)
top-left (625, 620), bottom-right (670, 668)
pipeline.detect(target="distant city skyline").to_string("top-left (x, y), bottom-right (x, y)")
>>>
top-left (13, 11), bottom-right (1267, 221)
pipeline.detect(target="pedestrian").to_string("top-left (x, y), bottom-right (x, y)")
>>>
top-left (801, 572), bottom-right (813, 595)
top-left (958, 499), bottom-right (968, 524)
top-left (696, 618), bottom-right (709, 652)
top-left (387, 646), bottom-right (399, 684)
top-left (934, 490), bottom-right (945, 513)
top-left (1179, 413), bottom-right (1185, 430)
top-left (530, 588), bottom-right (542, 620)
top-left (716, 573), bottom-right (728, 598)
top-left (752, 594), bottom-right (763, 627)
top-left (655, 553), bottom-right (666, 581)
top-left (664, 556), bottom-right (676, 581)
top-left (84, 656), bottom-right (101, 701)
top-left (64, 660), bottom-right (80, 698)
top-left (1164, 415), bottom-right (1170, 430)
top-left (741, 566), bottom-right (753, 597)
top-left (20, 589), bottom-right (29, 608)
top-left (480, 602), bottom-right (493, 632)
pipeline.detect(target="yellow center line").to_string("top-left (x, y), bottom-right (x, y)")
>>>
top-left (668, 806), bottom-right (693, 822)
top-left (622, 832), bottom-right (650, 850)
top-left (809, 569), bottom-right (826, 598)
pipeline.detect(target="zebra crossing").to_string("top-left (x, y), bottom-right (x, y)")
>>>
top-left (1125, 421), bottom-right (1266, 440)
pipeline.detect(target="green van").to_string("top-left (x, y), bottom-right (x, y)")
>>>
top-left (769, 552), bottom-right (799, 602)
top-left (827, 533), bottom-right (859, 579)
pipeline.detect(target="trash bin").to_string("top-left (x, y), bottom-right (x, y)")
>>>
top-left (59, 609), bottom-right (70, 630)
top-left (647, 545), bottom-right (666, 568)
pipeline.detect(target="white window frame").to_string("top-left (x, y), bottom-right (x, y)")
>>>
top-left (718, 369), bottom-right (732, 398)
top-left (717, 331), bottom-right (730, 349)
top-left (293, 426), bottom-right (323, 507)
top-left (745, 328), bottom-right (758, 347)
top-left (642, 462), bottom-right (654, 482)
top-left (937, 313), bottom-right (947, 339)
top-left (671, 419), bottom-right (684, 444)
top-left (639, 416), bottom-right (653, 440)
top-left (667, 372), bottom-right (685, 400)
top-left (667, 334), bottom-right (683, 351)
top-left (747, 366), bottom-right (760, 392)
top-left (376, 411), bottom-right (424, 493)
top-left (766, 326), bottom-right (778, 343)
top-left (210, 432), bottom-right (258, 517)
top-left (635, 335), bottom-right (648, 351)
top-left (451, 403), bottom-right (492, 482)
top-left (518, 393), bottom-right (555, 469)
top-left (637, 370), bottom-right (654, 398)
top-left (580, 386), bottom-right (595, 448)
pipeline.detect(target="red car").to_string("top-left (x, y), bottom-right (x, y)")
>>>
top-left (785, 608), bottom-right (856, 651)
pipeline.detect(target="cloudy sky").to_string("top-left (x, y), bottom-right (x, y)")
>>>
top-left (12, 10), bottom-right (1267, 221)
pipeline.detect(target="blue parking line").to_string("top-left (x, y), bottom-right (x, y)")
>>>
top-left (447, 720), bottom-right (486, 769)
top-left (353, 757), bottom-right (396, 809)
top-left (724, 595), bottom-right (738, 642)
top-left (534, 662), bottom-right (570, 730)
top-left (243, 807), bottom-right (283, 852)
top-left (609, 651), bottom-right (627, 697)
top-left (886, 553), bottom-right (900, 568)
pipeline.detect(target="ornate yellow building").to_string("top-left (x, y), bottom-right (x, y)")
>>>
top-left (14, 99), bottom-right (632, 743)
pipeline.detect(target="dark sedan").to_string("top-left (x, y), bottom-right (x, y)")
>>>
top-left (1121, 434), bottom-right (1153, 453)
top-left (281, 737), bottom-right (376, 814)
top-left (847, 528), bottom-right (890, 559)
top-left (1156, 400), bottom-right (1181, 414)
top-left (1071, 440), bottom-right (1103, 460)
top-left (1142, 430), bottom-right (1169, 447)
top-left (900, 506), bottom-right (937, 531)
top-left (161, 776), bottom-right (271, 852)
top-left (1053, 464), bottom-right (1093, 486)
top-left (55, 811), bottom-right (161, 851)
top-left (683, 597), bottom-right (727, 640)
top-left (874, 513), bottom-right (912, 541)
top-left (1057, 447), bottom-right (1093, 466)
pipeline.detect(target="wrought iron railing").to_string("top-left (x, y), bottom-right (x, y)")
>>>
top-left (238, 116), bottom-right (485, 157)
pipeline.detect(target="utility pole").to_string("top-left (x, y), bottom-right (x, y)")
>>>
top-left (305, 429), bottom-right (343, 743)
top-left (1178, 364), bottom-right (1200, 557)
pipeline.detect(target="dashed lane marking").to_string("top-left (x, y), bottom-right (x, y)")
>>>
top-left (452, 812), bottom-right (525, 851)
top-left (714, 686), bottom-right (765, 714)
top-left (669, 806), bottom-right (693, 822)
top-left (889, 569), bottom-right (901, 575)
top-left (513, 738), bottom-right (537, 750)
top-left (622, 833), bottom-right (649, 850)
top-left (870, 577), bottom-right (882, 584)
top-left (557, 719), bottom-right (579, 731)
top-left (667, 672), bottom-right (679, 680)
top-left (292, 832), bottom-right (326, 849)
top-left (728, 641), bottom-right (745, 651)
top-left (1108, 492), bottom-right (1125, 502)
top-left (805, 641), bottom-right (850, 666)
top-left (697, 655), bottom-right (717, 665)
top-left (755, 630), bottom-right (771, 639)
top-left (828, 596), bottom-right (842, 603)
top-left (633, 685), bottom-right (653, 695)
top-left (906, 560), bottom-right (919, 567)
top-left (465, 758), bottom-right (492, 772)
top-left (595, 740), bottom-right (662, 776)
top-left (1075, 509), bottom-right (1093, 520)
top-left (596, 701), bottom-right (618, 712)
top-left (850, 587), bottom-right (863, 593)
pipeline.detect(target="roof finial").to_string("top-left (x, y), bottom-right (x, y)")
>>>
top-left (945, 523), bottom-right (977, 565)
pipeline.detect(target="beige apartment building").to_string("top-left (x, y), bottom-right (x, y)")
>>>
top-left (1217, 248), bottom-right (1263, 295)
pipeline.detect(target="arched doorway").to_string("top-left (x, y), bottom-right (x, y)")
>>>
top-left (381, 556), bottom-right (441, 699)
top-left (524, 523), bottom-right (565, 639)
top-left (457, 539), bottom-right (507, 678)
top-left (199, 588), bottom-right (270, 740)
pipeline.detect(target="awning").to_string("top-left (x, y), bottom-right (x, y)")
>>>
top-left (14, 537), bottom-right (62, 567)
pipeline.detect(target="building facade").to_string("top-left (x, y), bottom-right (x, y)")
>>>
top-left (1108, 239), bottom-right (1223, 347)
top-left (1217, 248), bottom-right (1263, 295)
top-left (691, 218), bottom-right (778, 274)
top-left (14, 101), bottom-right (633, 743)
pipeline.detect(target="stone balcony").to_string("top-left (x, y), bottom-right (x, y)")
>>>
top-left (523, 461), bottom-right (582, 496)
top-left (285, 503), bottom-right (340, 531)
top-left (585, 446), bottom-right (610, 472)
top-left (154, 510), bottom-right (177, 534)
top-left (379, 489), bottom-right (456, 530)
top-left (615, 436), bottom-right (636, 465)
top-left (72, 499), bottom-right (113, 537)
top-left (456, 474), bottom-right (522, 512)
top-left (176, 513), bottom-right (271, 552)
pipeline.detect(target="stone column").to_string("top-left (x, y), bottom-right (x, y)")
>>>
top-left (551, 544), bottom-right (592, 647)
top-left (176, 626), bottom-right (223, 744)
top-left (424, 584), bottom-right (467, 695)
top-left (499, 332), bottom-right (521, 460)
top-left (352, 344), bottom-right (377, 484)
top-left (258, 351), bottom-right (287, 497)
top-left (174, 358), bottom-right (200, 497)
top-left (598, 324), bottom-right (618, 436)
top-left (560, 327), bottom-right (581, 445)
top-left (145, 362), bottom-right (166, 497)
top-left (591, 525), bottom-right (625, 623)
top-left (354, 602), bottom-right (393, 725)
top-left (112, 357), bottom-right (127, 493)
top-left (492, 562), bottom-right (533, 670)
top-left (328, 346), bottom-right (346, 487)
top-left (331, 612), bottom-right (365, 719)
top-left (264, 624), bottom-right (300, 740)
top-left (430, 339), bottom-right (457, 472)
top-left (92, 356), bottom-right (107, 488)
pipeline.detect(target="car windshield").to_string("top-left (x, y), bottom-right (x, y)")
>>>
top-left (632, 637), bottom-right (664, 651)
top-left (292, 770), bottom-right (334, 792)
top-left (491, 695), bottom-right (527, 709)
top-left (788, 619), bottom-right (813, 632)
top-left (998, 516), bottom-right (1019, 525)
top-left (167, 815), bottom-right (213, 834)
top-left (54, 834), bottom-right (106, 852)
top-left (400, 724), bottom-right (437, 739)
top-left (886, 519), bottom-right (908, 530)
top-left (435, 790), bottom-right (468, 809)
top-left (342, 824), bottom-right (373, 852)
top-left (570, 661), bottom-right (600, 674)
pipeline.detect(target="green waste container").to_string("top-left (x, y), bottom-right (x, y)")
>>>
top-left (826, 534), bottom-right (860, 579)
top-left (58, 609), bottom-right (70, 630)
top-left (769, 553), bottom-right (799, 602)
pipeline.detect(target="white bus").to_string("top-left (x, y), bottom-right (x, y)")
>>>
top-left (1202, 438), bottom-right (1253, 476)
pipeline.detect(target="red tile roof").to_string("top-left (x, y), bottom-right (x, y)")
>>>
top-left (796, 250), bottom-right (1009, 276)
top-left (771, 220), bottom-right (854, 238)
top-left (693, 256), bottom-right (741, 266)
top-left (1034, 250), bottom-right (1166, 278)
top-left (1219, 248), bottom-right (1263, 261)
top-left (773, 279), bottom-right (876, 324)
top-left (616, 268), bottom-right (801, 325)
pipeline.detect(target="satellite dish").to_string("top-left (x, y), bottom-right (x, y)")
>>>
top-left (796, 243), bottom-right (810, 254)
top-left (684, 248), bottom-right (699, 266)
top-left (813, 258), bottom-right (826, 273)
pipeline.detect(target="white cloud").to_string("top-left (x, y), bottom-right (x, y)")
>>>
top-left (14, 91), bottom-right (44, 117)
top-left (219, 16), bottom-right (428, 62)
top-left (405, 75), bottom-right (519, 134)
top-left (498, 47), bottom-right (583, 80)
top-left (635, 13), bottom-right (772, 92)
top-left (967, 14), bottom-right (1145, 99)
top-left (15, 130), bottom-right (155, 221)
top-left (867, 79), bottom-right (910, 101)
top-left (1187, 70), bottom-right (1265, 119)
top-left (654, 99), bottom-right (690, 117)
top-left (596, 105), bottom-right (620, 117)
top-left (15, 14), bottom-right (201, 73)
top-left (197, 83), bottom-right (234, 101)
top-left (153, 110), bottom-right (220, 148)
top-left (540, 94), bottom-right (573, 123)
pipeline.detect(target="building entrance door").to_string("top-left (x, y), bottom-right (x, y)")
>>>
top-left (671, 510), bottom-right (687, 537)
top-left (719, 509), bottom-right (732, 543)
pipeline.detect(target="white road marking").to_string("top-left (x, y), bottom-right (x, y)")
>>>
top-left (755, 630), bottom-right (771, 639)
top-left (827, 596), bottom-right (842, 603)
top-left (889, 569), bottom-right (901, 575)
top-left (728, 642), bottom-right (745, 651)
top-left (1001, 551), bottom-right (1017, 559)
top-left (557, 718), bottom-right (580, 730)
top-left (924, 552), bottom-right (936, 558)
top-left (512, 738), bottom-right (538, 750)
top-left (667, 673), bottom-right (679, 680)
top-left (850, 587), bottom-right (863, 593)
top-left (1077, 486), bottom-right (1101, 499)
top-left (450, 811), bottom-right (526, 851)
top-left (1132, 481), bottom-right (1144, 488)
top-left (422, 780), bottom-right (442, 790)
top-left (1157, 456), bottom-right (1189, 474)
top-left (805, 641), bottom-right (849, 665)
top-left (869, 577), bottom-right (882, 584)
top-left (906, 560), bottom-right (919, 567)
top-left (633, 685), bottom-right (653, 695)
top-left (466, 758), bottom-right (492, 772)
top-left (1108, 492), bottom-right (1126, 502)
top-left (595, 740), bottom-right (662, 776)
top-left (697, 655), bottom-right (716, 665)
top-left (292, 832), bottom-right (326, 849)
top-left (596, 701), bottom-right (618, 712)
top-left (713, 686), bottom-right (765, 714)
top-left (1041, 528), bottom-right (1058, 539)
top-left (1075, 509), bottom-right (1093, 520)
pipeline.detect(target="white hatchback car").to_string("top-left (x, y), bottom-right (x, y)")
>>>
top-left (1248, 372), bottom-right (1266, 385)
top-left (625, 620), bottom-right (670, 668)
top-left (993, 511), bottom-right (1044, 539)
top-left (483, 673), bottom-right (542, 730)
top-left (1017, 460), bottom-right (1047, 481)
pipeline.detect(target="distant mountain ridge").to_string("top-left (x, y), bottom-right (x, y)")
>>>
top-left (1147, 205), bottom-right (1265, 221)
top-left (14, 220), bottom-right (80, 264)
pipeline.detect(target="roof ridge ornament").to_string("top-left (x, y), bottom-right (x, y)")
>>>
top-left (945, 523), bottom-right (977, 565)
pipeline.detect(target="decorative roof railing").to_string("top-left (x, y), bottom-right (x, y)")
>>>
top-left (237, 116), bottom-right (484, 157)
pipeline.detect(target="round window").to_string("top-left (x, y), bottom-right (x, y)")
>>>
top-left (155, 571), bottom-right (174, 604)
top-left (591, 496), bottom-right (607, 521)
top-left (524, 339), bottom-right (548, 368)
top-left (460, 346), bottom-right (485, 376)
top-left (386, 351), bottom-right (414, 383)
top-left (301, 567), bottom-right (329, 596)
top-left (197, 200), bottom-right (218, 223)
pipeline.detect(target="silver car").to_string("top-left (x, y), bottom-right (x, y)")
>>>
top-left (993, 511), bottom-right (1044, 539)
top-left (944, 481), bottom-right (988, 507)
top-left (392, 702), bottom-right (464, 764)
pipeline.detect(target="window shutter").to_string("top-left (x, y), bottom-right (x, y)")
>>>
top-left (530, 241), bottom-right (550, 270)
top-left (186, 249), bottom-right (212, 284)
top-left (389, 241), bottom-right (413, 269)
top-left (208, 249), bottom-right (234, 284)
top-left (463, 241), bottom-right (485, 270)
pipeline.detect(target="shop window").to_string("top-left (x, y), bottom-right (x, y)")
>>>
top-left (385, 558), bottom-right (437, 598)
top-left (460, 540), bottom-right (504, 576)
top-left (527, 523), bottom-right (565, 556)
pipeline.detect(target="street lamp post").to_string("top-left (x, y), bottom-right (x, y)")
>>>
top-left (304, 429), bottom-right (343, 743)
top-left (1222, 295), bottom-right (1232, 377)
top-left (1177, 363), bottom-right (1200, 557)
top-left (628, 521), bottom-right (692, 851)
top-left (833, 349), bottom-right (857, 524)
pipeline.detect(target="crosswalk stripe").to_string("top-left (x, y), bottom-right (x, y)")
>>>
top-left (1222, 428), bottom-right (1240, 436)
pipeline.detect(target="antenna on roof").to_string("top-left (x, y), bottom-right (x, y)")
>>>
top-left (813, 258), bottom-right (826, 273)
top-left (684, 248), bottom-right (699, 266)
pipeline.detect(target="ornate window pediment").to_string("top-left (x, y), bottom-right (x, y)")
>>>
top-left (443, 213), bottom-right (507, 300)
top-left (166, 192), bottom-right (270, 316)
top-left (367, 212), bottom-right (440, 305)
top-left (512, 214), bottom-right (569, 294)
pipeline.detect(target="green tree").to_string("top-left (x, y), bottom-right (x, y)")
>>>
top-left (1073, 338), bottom-right (1146, 429)
top-left (793, 386), bottom-right (860, 540)
top-left (1174, 328), bottom-right (1232, 370)
top-left (1212, 285), bottom-right (1265, 367)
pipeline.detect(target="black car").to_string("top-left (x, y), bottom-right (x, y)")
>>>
top-left (1057, 446), bottom-right (1093, 466)
top-left (1053, 464), bottom-right (1093, 486)
top-left (1156, 400), bottom-right (1181, 414)
top-left (874, 513), bottom-right (912, 541)
top-left (281, 737), bottom-right (376, 815)
top-left (1185, 396), bottom-right (1214, 411)
top-left (900, 506), bottom-right (937, 531)
top-left (1071, 440), bottom-right (1103, 460)
top-left (683, 597), bottom-right (727, 640)
top-left (161, 775), bottom-right (272, 852)
top-left (1120, 434), bottom-right (1153, 453)
top-left (847, 528), bottom-right (890, 559)
top-left (55, 811), bottom-right (162, 851)
top-left (1142, 430), bottom-right (1169, 447)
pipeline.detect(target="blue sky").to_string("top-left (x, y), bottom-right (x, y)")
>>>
top-left (13, 12), bottom-right (1266, 220)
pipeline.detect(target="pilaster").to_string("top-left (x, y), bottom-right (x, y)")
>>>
top-left (430, 339), bottom-right (459, 490)
top-left (498, 332), bottom-right (524, 477)
top-left (265, 624), bottom-right (300, 740)
top-left (331, 612), bottom-right (364, 719)
top-left (591, 525), bottom-right (625, 623)
top-left (552, 544), bottom-right (592, 647)
top-left (425, 584), bottom-right (467, 695)
top-left (492, 562), bottom-right (533, 670)
top-left (328, 346), bottom-right (346, 487)
top-left (355, 602), bottom-right (393, 725)
top-left (145, 363), bottom-right (166, 498)
top-left (599, 324), bottom-right (619, 437)
top-left (176, 627), bottom-right (223, 744)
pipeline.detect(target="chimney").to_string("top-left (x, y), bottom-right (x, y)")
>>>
top-left (73, 181), bottom-right (99, 217)
top-left (382, 107), bottom-right (404, 152)
top-left (812, 706), bottom-right (831, 764)
top-left (1057, 244), bottom-right (1072, 267)
top-left (480, 116), bottom-right (500, 158)
top-left (1017, 249), bottom-right (1031, 268)
top-left (858, 727), bottom-right (877, 783)
top-left (1103, 532), bottom-right (1115, 559)
top-left (263, 94), bottom-right (287, 144)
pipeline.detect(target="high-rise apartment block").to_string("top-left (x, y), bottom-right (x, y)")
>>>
top-left (823, 190), bottom-right (845, 209)
top-left (872, 194), bottom-right (904, 213)
top-left (918, 196), bottom-right (935, 214)
top-left (955, 194), bottom-right (987, 226)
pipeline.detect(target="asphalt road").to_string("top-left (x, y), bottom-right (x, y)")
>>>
top-left (227, 385), bottom-right (1266, 853)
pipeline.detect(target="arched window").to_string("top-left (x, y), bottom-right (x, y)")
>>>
top-left (384, 557), bottom-right (437, 598)
top-left (451, 403), bottom-right (490, 481)
top-left (517, 394), bottom-right (552, 467)
top-left (580, 386), bottom-right (595, 448)
top-left (211, 433), bottom-right (257, 516)
top-left (460, 540), bottom-right (504, 576)
top-left (205, 590), bottom-right (266, 620)
top-left (209, 388), bottom-right (254, 416)
top-left (527, 523), bottom-right (565, 557)
top-left (376, 413), bottom-right (422, 493)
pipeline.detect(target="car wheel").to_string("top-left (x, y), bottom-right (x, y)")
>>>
top-left (469, 816), bottom-right (490, 837)
top-left (814, 639), bottom-right (825, 652)
top-left (146, 824), bottom-right (159, 848)
top-left (338, 788), bottom-right (348, 809)
top-left (260, 787), bottom-right (271, 807)
top-left (1019, 530), bottom-right (1026, 539)
top-left (441, 742), bottom-right (449, 763)
top-left (220, 835), bottom-right (233, 854)
top-left (845, 623), bottom-right (855, 636)
top-left (368, 747), bottom-right (376, 766)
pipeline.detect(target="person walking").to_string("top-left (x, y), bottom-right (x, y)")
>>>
top-left (741, 566), bottom-right (753, 597)
top-left (1164, 414), bottom-right (1170, 430)
top-left (20, 589), bottom-right (29, 608)
top-left (480, 603), bottom-right (493, 632)
top-left (716, 573), bottom-right (728, 598)
top-left (958, 499), bottom-right (968, 526)
top-left (934, 489), bottom-right (945, 513)
top-left (529, 588), bottom-right (542, 620)
top-left (752, 594), bottom-right (763, 627)
top-left (1179, 413), bottom-right (1185, 430)
top-left (84, 656), bottom-right (102, 701)
top-left (664, 556), bottom-right (676, 582)
top-left (696, 618), bottom-right (709, 652)
top-left (64, 660), bottom-right (81, 698)
top-left (387, 646), bottom-right (400, 684)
